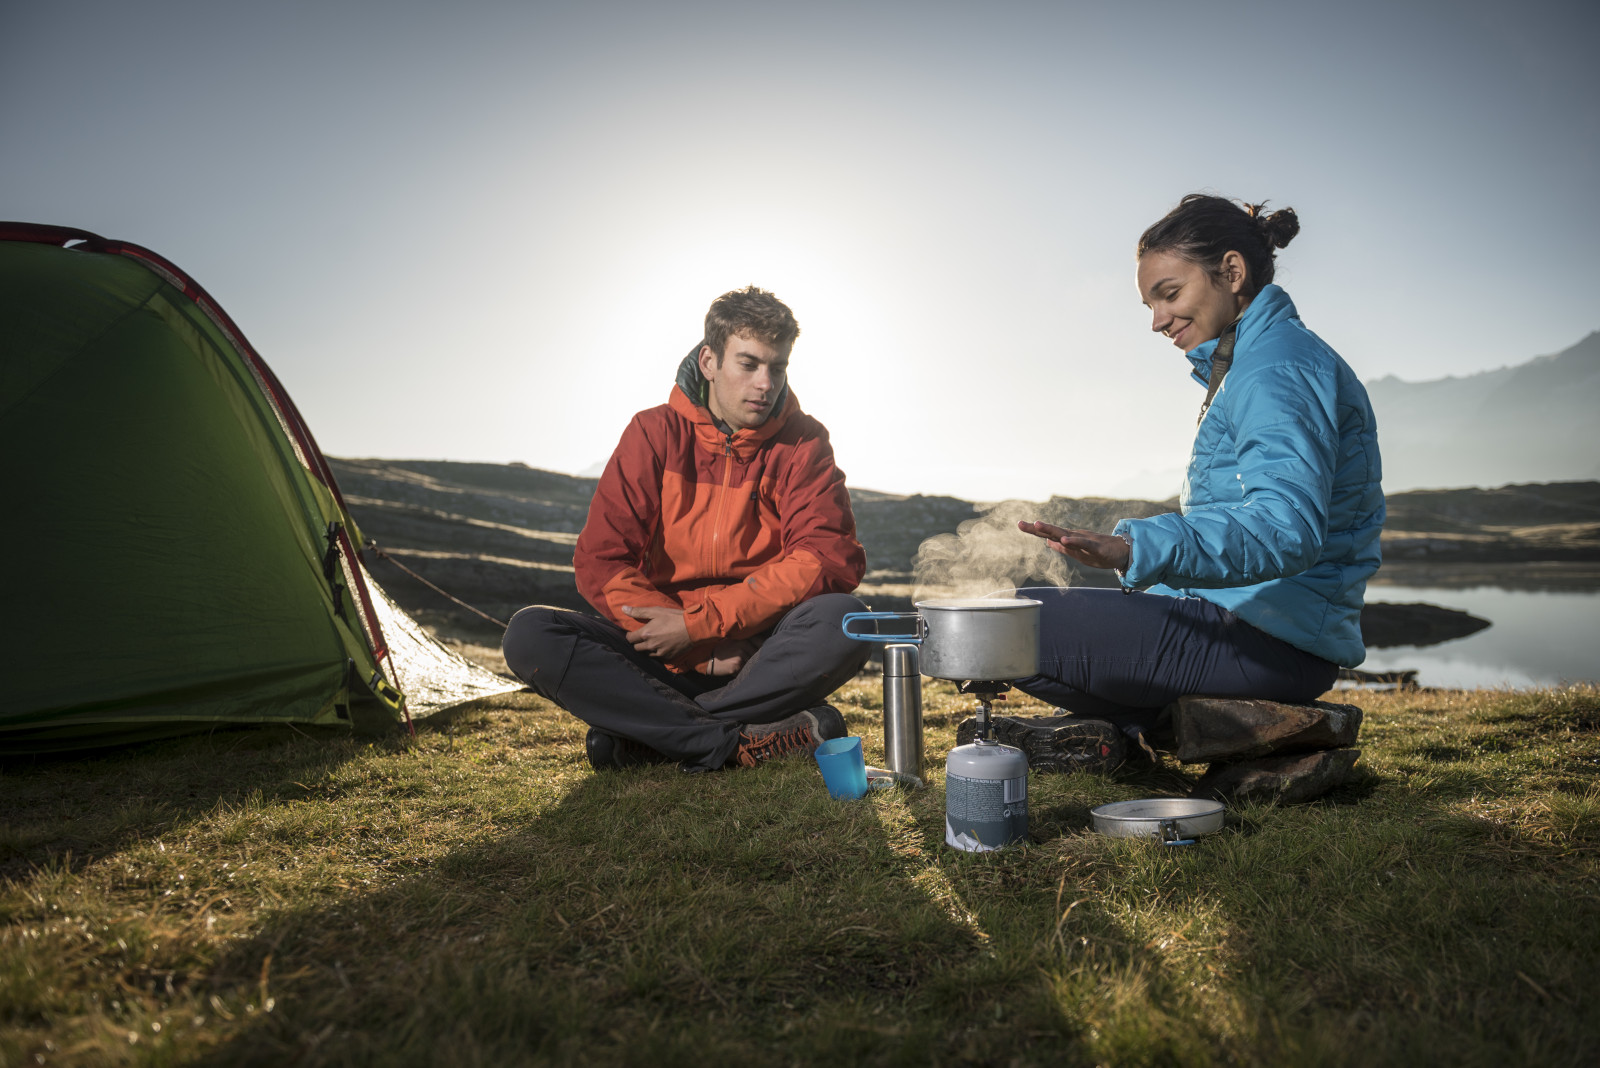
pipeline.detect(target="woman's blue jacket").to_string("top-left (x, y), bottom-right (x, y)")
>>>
top-left (1112, 284), bottom-right (1384, 667)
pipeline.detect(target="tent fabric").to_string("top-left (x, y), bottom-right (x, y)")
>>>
top-left (366, 570), bottom-right (521, 718)
top-left (1, 224), bottom-right (517, 753)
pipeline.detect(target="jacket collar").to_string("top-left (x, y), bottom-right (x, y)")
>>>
top-left (1182, 284), bottom-right (1298, 386)
top-left (669, 341), bottom-right (797, 454)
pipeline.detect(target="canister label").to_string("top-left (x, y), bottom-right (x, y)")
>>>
top-left (945, 772), bottom-right (1028, 852)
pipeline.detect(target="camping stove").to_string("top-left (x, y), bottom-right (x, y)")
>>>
top-left (960, 679), bottom-right (1010, 742)
top-left (846, 601), bottom-right (1038, 850)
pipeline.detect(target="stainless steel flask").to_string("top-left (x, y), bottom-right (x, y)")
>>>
top-left (882, 644), bottom-right (924, 779)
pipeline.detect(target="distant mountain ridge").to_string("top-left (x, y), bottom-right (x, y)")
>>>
top-left (330, 458), bottom-right (1600, 651)
top-left (1365, 331), bottom-right (1600, 491)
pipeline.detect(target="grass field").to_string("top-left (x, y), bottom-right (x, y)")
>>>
top-left (3, 673), bottom-right (1598, 1067)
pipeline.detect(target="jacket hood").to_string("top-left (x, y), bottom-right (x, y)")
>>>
top-left (1183, 284), bottom-right (1299, 386)
top-left (672, 341), bottom-right (795, 435)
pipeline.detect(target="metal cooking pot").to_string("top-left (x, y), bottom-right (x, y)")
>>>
top-left (841, 596), bottom-right (1041, 681)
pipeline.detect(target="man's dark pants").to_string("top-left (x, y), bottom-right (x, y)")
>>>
top-left (502, 593), bottom-right (871, 771)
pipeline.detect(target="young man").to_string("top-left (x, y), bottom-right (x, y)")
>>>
top-left (502, 287), bottom-right (870, 772)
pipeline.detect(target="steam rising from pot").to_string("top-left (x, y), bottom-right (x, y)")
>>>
top-left (911, 497), bottom-right (1161, 601)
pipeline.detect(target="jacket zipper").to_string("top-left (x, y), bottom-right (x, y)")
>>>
top-left (710, 433), bottom-right (734, 575)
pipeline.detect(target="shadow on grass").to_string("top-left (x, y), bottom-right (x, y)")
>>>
top-left (177, 733), bottom-right (1228, 1067)
top-left (188, 763), bottom-right (1033, 1063)
top-left (0, 725), bottom-right (399, 882)
top-left (188, 718), bottom-right (1447, 1065)
top-left (14, 688), bottom-right (1595, 1066)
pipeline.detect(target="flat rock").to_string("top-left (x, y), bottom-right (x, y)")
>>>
top-left (1170, 696), bottom-right (1363, 764)
top-left (1192, 748), bottom-right (1361, 804)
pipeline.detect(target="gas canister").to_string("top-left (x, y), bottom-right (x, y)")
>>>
top-left (944, 739), bottom-right (1028, 851)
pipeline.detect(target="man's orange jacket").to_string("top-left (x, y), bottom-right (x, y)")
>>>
top-left (574, 348), bottom-right (866, 672)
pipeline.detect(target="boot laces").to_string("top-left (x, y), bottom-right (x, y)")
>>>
top-left (736, 725), bottom-right (816, 767)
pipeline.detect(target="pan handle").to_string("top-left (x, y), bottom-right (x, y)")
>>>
top-left (841, 611), bottom-right (925, 644)
top-left (1158, 818), bottom-right (1196, 847)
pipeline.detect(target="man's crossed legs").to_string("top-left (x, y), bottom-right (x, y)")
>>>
top-left (502, 593), bottom-right (871, 772)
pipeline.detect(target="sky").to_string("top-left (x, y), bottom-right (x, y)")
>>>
top-left (4, 0), bottom-right (1597, 501)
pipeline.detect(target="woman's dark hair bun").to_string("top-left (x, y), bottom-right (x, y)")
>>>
top-left (1139, 194), bottom-right (1301, 296)
top-left (1247, 202), bottom-right (1300, 250)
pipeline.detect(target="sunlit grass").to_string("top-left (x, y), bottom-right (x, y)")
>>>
top-left (3, 681), bottom-right (1598, 1065)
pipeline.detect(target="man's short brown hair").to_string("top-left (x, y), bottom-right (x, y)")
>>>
top-left (704, 286), bottom-right (800, 361)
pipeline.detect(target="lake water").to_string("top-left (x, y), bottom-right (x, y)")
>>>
top-left (1359, 584), bottom-right (1600, 690)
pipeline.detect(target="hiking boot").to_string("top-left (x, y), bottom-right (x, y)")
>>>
top-left (803, 703), bottom-right (848, 743)
top-left (732, 706), bottom-right (839, 768)
top-left (955, 714), bottom-right (1126, 774)
top-left (585, 727), bottom-right (671, 771)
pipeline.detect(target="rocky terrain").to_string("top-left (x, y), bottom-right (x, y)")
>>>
top-left (1377, 481), bottom-right (1600, 591)
top-left (331, 458), bottom-right (1600, 652)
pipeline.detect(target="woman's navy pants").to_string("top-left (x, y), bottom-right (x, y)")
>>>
top-left (1010, 587), bottom-right (1339, 732)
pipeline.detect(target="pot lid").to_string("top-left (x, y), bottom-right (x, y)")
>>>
top-left (1090, 798), bottom-right (1224, 823)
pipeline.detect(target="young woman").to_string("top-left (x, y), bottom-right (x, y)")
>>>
top-left (1005, 194), bottom-right (1384, 762)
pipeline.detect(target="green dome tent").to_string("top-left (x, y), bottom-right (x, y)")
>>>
top-left (1, 222), bottom-right (517, 753)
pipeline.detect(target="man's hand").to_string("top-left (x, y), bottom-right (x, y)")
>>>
top-left (1017, 520), bottom-right (1131, 572)
top-left (623, 605), bottom-right (693, 660)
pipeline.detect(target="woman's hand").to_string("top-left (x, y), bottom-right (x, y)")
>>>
top-left (1017, 520), bottom-right (1131, 572)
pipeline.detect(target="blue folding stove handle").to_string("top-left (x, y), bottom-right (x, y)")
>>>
top-left (840, 610), bottom-right (925, 644)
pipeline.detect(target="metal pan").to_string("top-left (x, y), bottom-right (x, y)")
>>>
top-left (1089, 798), bottom-right (1225, 846)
